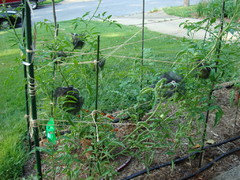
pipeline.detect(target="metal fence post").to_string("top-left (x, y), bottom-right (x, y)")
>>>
top-left (95, 35), bottom-right (100, 120)
top-left (140, 0), bottom-right (145, 89)
top-left (21, 0), bottom-right (32, 152)
top-left (24, 0), bottom-right (42, 179)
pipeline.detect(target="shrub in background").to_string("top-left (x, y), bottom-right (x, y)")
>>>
top-left (197, 0), bottom-right (238, 18)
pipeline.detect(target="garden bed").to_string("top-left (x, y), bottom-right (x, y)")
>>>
top-left (23, 86), bottom-right (240, 179)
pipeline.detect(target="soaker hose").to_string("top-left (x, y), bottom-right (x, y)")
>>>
top-left (181, 147), bottom-right (240, 180)
top-left (121, 135), bottom-right (240, 180)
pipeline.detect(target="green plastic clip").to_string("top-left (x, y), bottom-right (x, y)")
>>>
top-left (46, 117), bottom-right (57, 144)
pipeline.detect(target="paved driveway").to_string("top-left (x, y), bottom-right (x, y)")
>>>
top-left (32, 0), bottom-right (200, 23)
top-left (113, 9), bottom-right (208, 39)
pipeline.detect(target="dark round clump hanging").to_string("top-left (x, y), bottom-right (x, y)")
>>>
top-left (54, 86), bottom-right (84, 115)
top-left (197, 60), bottom-right (211, 79)
top-left (71, 33), bottom-right (85, 50)
top-left (98, 57), bottom-right (106, 70)
top-left (94, 57), bottom-right (106, 71)
top-left (151, 71), bottom-right (185, 98)
top-left (51, 51), bottom-right (68, 64)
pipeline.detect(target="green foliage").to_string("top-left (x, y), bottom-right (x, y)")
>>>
top-left (42, 0), bottom-right (64, 5)
top-left (0, 27), bottom-right (28, 178)
top-left (164, 0), bottom-right (240, 19)
top-left (196, 0), bottom-right (239, 18)
top-left (177, 2), bottom-right (240, 152)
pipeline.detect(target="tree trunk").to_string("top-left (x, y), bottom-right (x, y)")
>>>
top-left (184, 0), bottom-right (190, 6)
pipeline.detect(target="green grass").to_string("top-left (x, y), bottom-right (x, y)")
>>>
top-left (0, 30), bottom-right (28, 179)
top-left (163, 1), bottom-right (240, 19)
top-left (42, 0), bottom-right (92, 6)
top-left (163, 5), bottom-right (199, 18)
top-left (42, 0), bottom-right (64, 5)
top-left (0, 20), bottom-right (189, 179)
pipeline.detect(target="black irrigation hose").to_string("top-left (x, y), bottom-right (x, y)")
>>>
top-left (121, 135), bottom-right (240, 180)
top-left (121, 152), bottom-right (196, 180)
top-left (204, 135), bottom-right (240, 150)
top-left (180, 147), bottom-right (240, 180)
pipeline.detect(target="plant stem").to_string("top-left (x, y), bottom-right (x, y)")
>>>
top-left (52, 0), bottom-right (59, 38)
top-left (198, 84), bottom-right (214, 168)
top-left (88, 0), bottom-right (102, 22)
top-left (58, 65), bottom-right (69, 87)
top-left (184, 3), bottom-right (240, 80)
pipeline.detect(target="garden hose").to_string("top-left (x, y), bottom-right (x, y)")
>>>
top-left (181, 147), bottom-right (240, 180)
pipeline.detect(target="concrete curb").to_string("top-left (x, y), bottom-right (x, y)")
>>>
top-left (212, 165), bottom-right (240, 180)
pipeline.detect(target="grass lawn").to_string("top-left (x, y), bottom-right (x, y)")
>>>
top-left (163, 5), bottom-right (199, 18)
top-left (42, 0), bottom-right (64, 5)
top-left (42, 0), bottom-right (93, 6)
top-left (163, 1), bottom-right (240, 19)
top-left (0, 20), bottom-right (190, 179)
top-left (0, 30), bottom-right (27, 179)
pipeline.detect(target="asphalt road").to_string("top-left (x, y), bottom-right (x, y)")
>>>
top-left (32, 0), bottom-right (200, 23)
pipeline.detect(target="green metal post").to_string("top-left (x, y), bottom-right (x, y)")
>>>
top-left (140, 0), bottom-right (145, 89)
top-left (199, 0), bottom-right (225, 168)
top-left (141, 0), bottom-right (145, 66)
top-left (95, 35), bottom-right (100, 120)
top-left (25, 0), bottom-right (42, 179)
top-left (51, 0), bottom-right (58, 37)
top-left (216, 0), bottom-right (225, 60)
top-left (21, 0), bottom-right (25, 35)
top-left (21, 0), bottom-right (32, 151)
top-left (24, 65), bottom-right (32, 151)
top-left (51, 64), bottom-right (56, 117)
top-left (138, 0), bottom-right (145, 120)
